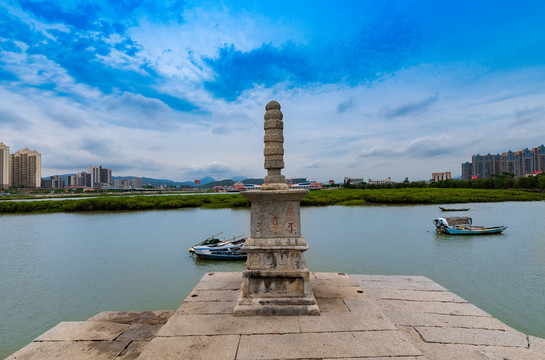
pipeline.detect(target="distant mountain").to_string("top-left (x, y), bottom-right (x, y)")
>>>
top-left (44, 174), bottom-right (254, 187)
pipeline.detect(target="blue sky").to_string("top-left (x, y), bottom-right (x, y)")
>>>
top-left (1, 0), bottom-right (544, 182)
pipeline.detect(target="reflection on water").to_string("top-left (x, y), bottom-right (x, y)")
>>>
top-left (1, 202), bottom-right (544, 358)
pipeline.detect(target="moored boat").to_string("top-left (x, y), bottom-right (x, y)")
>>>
top-left (434, 217), bottom-right (507, 235)
top-left (189, 234), bottom-right (247, 260)
top-left (439, 207), bottom-right (470, 211)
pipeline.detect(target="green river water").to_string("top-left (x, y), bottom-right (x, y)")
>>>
top-left (1, 201), bottom-right (544, 358)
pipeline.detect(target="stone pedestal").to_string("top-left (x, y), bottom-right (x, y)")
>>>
top-left (233, 190), bottom-right (319, 316)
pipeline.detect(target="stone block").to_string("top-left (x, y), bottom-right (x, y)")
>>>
top-left (184, 289), bottom-right (241, 302)
top-left (157, 314), bottom-right (300, 336)
top-left (529, 335), bottom-right (545, 353)
top-left (310, 278), bottom-right (359, 288)
top-left (198, 272), bottom-right (241, 282)
top-left (415, 326), bottom-right (529, 347)
top-left (117, 323), bottom-right (162, 341)
top-left (176, 300), bottom-right (237, 315)
top-left (115, 340), bottom-right (148, 360)
top-left (313, 272), bottom-right (351, 280)
top-left (354, 278), bottom-right (448, 291)
top-left (369, 288), bottom-right (467, 302)
top-left (6, 340), bottom-right (129, 360)
top-left (35, 321), bottom-right (129, 341)
top-left (383, 311), bottom-right (510, 330)
top-left (343, 297), bottom-right (386, 313)
top-left (193, 279), bottom-right (241, 291)
top-left (297, 312), bottom-right (397, 332)
top-left (378, 299), bottom-right (492, 317)
top-left (236, 331), bottom-right (421, 359)
top-left (87, 310), bottom-right (174, 325)
top-left (412, 343), bottom-right (545, 360)
top-left (312, 286), bottom-right (367, 299)
top-left (314, 298), bottom-right (350, 313)
top-left (137, 335), bottom-right (239, 360)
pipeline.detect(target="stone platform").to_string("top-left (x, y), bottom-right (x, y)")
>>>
top-left (7, 272), bottom-right (545, 359)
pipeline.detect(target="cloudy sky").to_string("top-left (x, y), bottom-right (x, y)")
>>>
top-left (1, 1), bottom-right (544, 182)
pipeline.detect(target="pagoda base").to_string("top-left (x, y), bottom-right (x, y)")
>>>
top-left (233, 270), bottom-right (320, 316)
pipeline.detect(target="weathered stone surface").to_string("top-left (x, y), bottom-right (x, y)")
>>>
top-left (184, 288), bottom-right (241, 302)
top-left (199, 272), bottom-right (241, 282)
top-left (115, 340), bottom-right (148, 360)
top-left (314, 297), bottom-right (350, 313)
top-left (529, 335), bottom-right (545, 353)
top-left (117, 323), bottom-right (162, 341)
top-left (312, 286), bottom-right (367, 299)
top-left (411, 343), bottom-right (545, 360)
top-left (310, 278), bottom-right (359, 288)
top-left (415, 326), bottom-right (529, 347)
top-left (297, 312), bottom-right (397, 332)
top-left (384, 311), bottom-right (510, 330)
top-left (35, 321), bottom-right (129, 341)
top-left (342, 297), bottom-right (385, 313)
top-left (313, 272), bottom-right (351, 280)
top-left (193, 279), bottom-right (241, 291)
top-left (137, 335), bottom-right (239, 360)
top-left (369, 288), bottom-right (467, 302)
top-left (236, 331), bottom-right (421, 359)
top-left (88, 310), bottom-right (174, 325)
top-left (176, 300), bottom-right (237, 315)
top-left (378, 299), bottom-right (492, 316)
top-left (354, 277), bottom-right (448, 291)
top-left (157, 314), bottom-right (300, 336)
top-left (6, 340), bottom-right (129, 360)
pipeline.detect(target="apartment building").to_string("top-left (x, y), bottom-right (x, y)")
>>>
top-left (432, 172), bottom-right (452, 182)
top-left (462, 145), bottom-right (545, 180)
top-left (10, 148), bottom-right (41, 188)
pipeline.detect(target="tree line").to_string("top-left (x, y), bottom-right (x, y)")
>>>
top-left (343, 173), bottom-right (545, 190)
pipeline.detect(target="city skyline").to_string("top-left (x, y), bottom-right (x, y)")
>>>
top-left (1, 1), bottom-right (545, 182)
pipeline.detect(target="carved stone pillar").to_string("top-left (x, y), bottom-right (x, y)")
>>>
top-left (233, 101), bottom-right (319, 316)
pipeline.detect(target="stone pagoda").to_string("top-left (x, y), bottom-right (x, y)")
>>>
top-left (233, 101), bottom-right (319, 316)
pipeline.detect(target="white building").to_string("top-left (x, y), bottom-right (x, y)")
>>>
top-left (0, 142), bottom-right (9, 189)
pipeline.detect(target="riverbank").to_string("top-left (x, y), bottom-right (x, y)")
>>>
top-left (0, 188), bottom-right (544, 214)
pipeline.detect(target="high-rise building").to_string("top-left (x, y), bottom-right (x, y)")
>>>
top-left (76, 172), bottom-right (92, 187)
top-left (100, 167), bottom-right (112, 185)
top-left (87, 166), bottom-right (101, 186)
top-left (87, 166), bottom-right (112, 186)
top-left (10, 148), bottom-right (41, 188)
top-left (0, 142), bottom-right (9, 189)
top-left (462, 145), bottom-right (545, 180)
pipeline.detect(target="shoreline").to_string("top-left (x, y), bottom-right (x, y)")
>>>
top-left (0, 188), bottom-right (544, 214)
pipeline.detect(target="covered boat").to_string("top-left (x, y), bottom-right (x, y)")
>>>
top-left (434, 217), bottom-right (507, 235)
top-left (189, 234), bottom-right (247, 260)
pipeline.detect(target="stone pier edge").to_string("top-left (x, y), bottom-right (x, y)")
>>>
top-left (6, 272), bottom-right (545, 360)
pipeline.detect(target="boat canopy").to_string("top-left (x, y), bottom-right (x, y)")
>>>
top-left (434, 217), bottom-right (472, 228)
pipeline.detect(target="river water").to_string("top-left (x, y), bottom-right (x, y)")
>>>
top-left (1, 202), bottom-right (544, 358)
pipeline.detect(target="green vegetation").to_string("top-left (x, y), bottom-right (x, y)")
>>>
top-left (0, 194), bottom-right (248, 214)
top-left (301, 188), bottom-right (545, 206)
top-left (1, 188), bottom-right (544, 214)
top-left (344, 173), bottom-right (545, 190)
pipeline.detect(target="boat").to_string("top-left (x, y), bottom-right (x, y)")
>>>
top-left (439, 207), bottom-right (470, 211)
top-left (189, 234), bottom-right (247, 260)
top-left (434, 217), bottom-right (507, 235)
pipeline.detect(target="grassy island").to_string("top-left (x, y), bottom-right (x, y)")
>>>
top-left (1, 188), bottom-right (544, 214)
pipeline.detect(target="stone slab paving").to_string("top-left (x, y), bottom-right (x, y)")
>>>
top-left (7, 272), bottom-right (545, 360)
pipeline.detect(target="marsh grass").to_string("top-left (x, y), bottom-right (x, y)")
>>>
top-left (0, 188), bottom-right (543, 214)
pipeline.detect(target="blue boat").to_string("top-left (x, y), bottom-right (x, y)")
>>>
top-left (189, 234), bottom-right (247, 260)
top-left (434, 217), bottom-right (507, 235)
